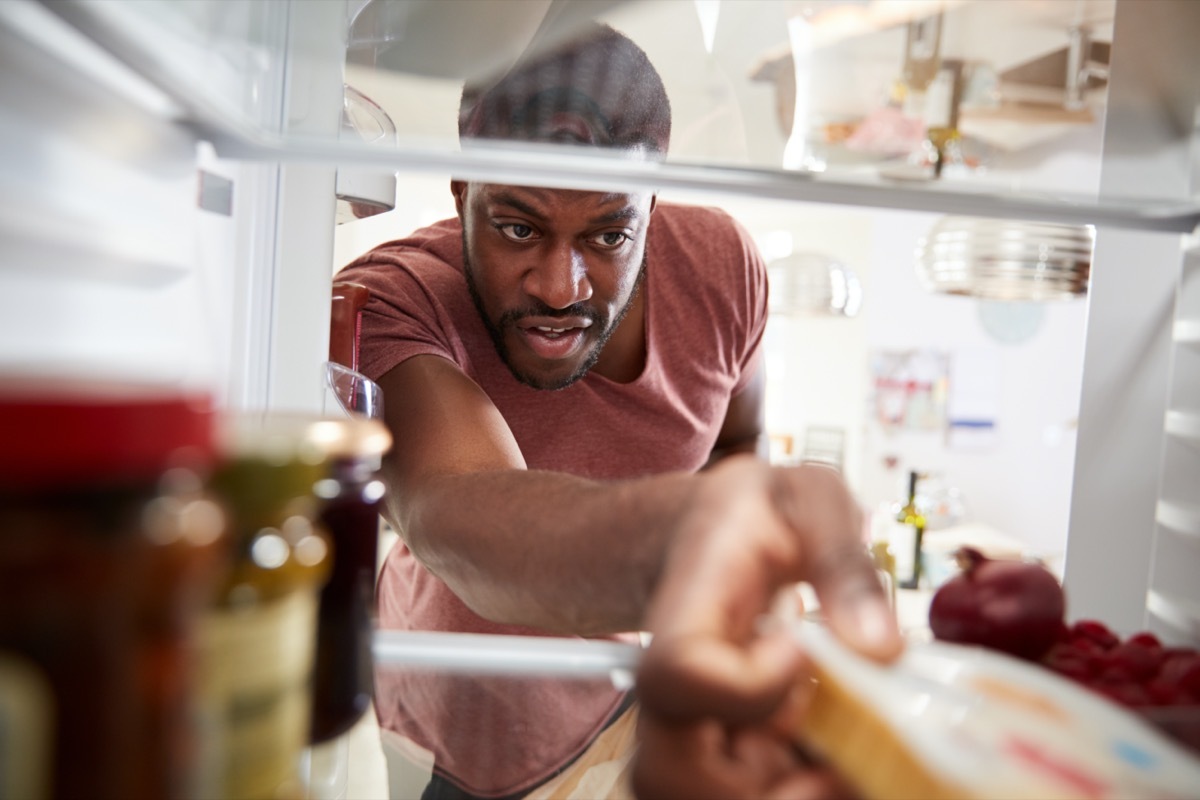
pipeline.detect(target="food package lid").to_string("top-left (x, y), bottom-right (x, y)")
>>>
top-left (793, 621), bottom-right (1200, 800)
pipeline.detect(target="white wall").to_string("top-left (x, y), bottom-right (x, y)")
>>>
top-left (859, 210), bottom-right (1088, 558)
top-left (713, 196), bottom-right (1089, 561)
top-left (333, 174), bottom-right (457, 272)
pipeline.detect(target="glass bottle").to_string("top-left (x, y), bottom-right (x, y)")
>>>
top-left (0, 381), bottom-right (227, 800)
top-left (869, 540), bottom-right (897, 611)
top-left (896, 470), bottom-right (927, 590)
top-left (306, 417), bottom-right (391, 744)
top-left (195, 414), bottom-right (333, 800)
top-left (901, 13), bottom-right (943, 93)
top-left (922, 60), bottom-right (964, 178)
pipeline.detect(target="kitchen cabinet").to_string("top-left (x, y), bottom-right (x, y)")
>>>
top-left (2, 0), bottom-right (1198, 795)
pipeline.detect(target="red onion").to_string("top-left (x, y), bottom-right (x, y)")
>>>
top-left (929, 547), bottom-right (1066, 661)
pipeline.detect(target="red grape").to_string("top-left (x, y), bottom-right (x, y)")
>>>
top-left (1070, 619), bottom-right (1119, 650)
top-left (1129, 631), bottom-right (1163, 650)
top-left (1160, 652), bottom-right (1200, 699)
top-left (1041, 643), bottom-right (1095, 681)
top-left (1105, 641), bottom-right (1164, 681)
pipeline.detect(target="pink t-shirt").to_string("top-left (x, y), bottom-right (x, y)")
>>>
top-left (338, 202), bottom-right (767, 797)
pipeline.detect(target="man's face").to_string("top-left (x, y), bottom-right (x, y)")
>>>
top-left (453, 181), bottom-right (655, 390)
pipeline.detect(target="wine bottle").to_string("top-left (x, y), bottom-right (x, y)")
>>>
top-left (895, 470), bottom-right (926, 589)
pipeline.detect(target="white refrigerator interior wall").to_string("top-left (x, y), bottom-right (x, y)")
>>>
top-left (1064, 0), bottom-right (1200, 639)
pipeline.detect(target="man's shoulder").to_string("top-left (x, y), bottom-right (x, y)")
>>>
top-left (649, 202), bottom-right (756, 270)
top-left (650, 202), bottom-right (750, 250)
top-left (652, 201), bottom-right (738, 229)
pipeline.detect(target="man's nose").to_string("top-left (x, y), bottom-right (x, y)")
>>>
top-left (523, 242), bottom-right (593, 309)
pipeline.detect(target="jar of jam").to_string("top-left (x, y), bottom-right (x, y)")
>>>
top-left (305, 417), bottom-right (391, 744)
top-left (0, 380), bottom-right (226, 800)
top-left (196, 414), bottom-right (333, 800)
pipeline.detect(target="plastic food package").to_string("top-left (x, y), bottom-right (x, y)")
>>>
top-left (793, 622), bottom-right (1200, 800)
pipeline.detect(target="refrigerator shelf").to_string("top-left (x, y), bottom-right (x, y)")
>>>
top-left (29, 0), bottom-right (1200, 236)
top-left (202, 130), bottom-right (1200, 235)
top-left (1174, 321), bottom-right (1200, 346)
top-left (1165, 410), bottom-right (1200, 448)
top-left (1155, 499), bottom-right (1200, 539)
top-left (372, 630), bottom-right (643, 685)
top-left (1146, 590), bottom-right (1200, 638)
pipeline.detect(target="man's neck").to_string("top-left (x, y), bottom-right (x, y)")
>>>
top-left (591, 286), bottom-right (646, 384)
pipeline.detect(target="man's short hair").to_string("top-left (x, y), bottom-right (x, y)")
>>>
top-left (458, 23), bottom-right (671, 157)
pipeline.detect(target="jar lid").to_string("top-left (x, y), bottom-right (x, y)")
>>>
top-left (211, 413), bottom-right (390, 531)
top-left (303, 417), bottom-right (392, 461)
top-left (217, 413), bottom-right (392, 463)
top-left (0, 380), bottom-right (216, 490)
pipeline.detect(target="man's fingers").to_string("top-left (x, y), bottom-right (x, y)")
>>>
top-left (632, 716), bottom-right (815, 800)
top-left (769, 466), bottom-right (904, 663)
top-left (763, 770), bottom-right (860, 800)
top-left (805, 538), bottom-right (903, 663)
top-left (637, 629), bottom-right (804, 723)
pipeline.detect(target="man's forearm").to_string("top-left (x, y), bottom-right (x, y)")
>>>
top-left (384, 467), bottom-right (702, 635)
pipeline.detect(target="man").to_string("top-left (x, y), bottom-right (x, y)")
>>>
top-left (337, 23), bottom-right (901, 800)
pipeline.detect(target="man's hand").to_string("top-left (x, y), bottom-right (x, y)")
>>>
top-left (632, 457), bottom-right (903, 799)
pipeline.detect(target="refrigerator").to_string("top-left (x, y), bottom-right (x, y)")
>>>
top-left (1, 0), bottom-right (1198, 797)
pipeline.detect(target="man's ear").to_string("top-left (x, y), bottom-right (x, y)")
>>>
top-left (451, 180), bottom-right (469, 218)
top-left (648, 194), bottom-right (657, 215)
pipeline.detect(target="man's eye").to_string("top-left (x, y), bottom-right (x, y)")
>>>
top-left (499, 224), bottom-right (535, 241)
top-left (594, 232), bottom-right (629, 248)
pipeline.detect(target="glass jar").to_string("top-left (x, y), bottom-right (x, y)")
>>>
top-left (196, 415), bottom-right (334, 800)
top-left (0, 381), bottom-right (226, 800)
top-left (305, 417), bottom-right (391, 744)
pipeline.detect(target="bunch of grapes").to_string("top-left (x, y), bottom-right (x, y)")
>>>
top-left (1041, 620), bottom-right (1200, 710)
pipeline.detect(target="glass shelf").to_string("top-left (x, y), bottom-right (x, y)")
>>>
top-left (1165, 410), bottom-right (1200, 447)
top-left (33, 0), bottom-right (1200, 233)
top-left (372, 630), bottom-right (641, 683)
top-left (1155, 499), bottom-right (1200, 539)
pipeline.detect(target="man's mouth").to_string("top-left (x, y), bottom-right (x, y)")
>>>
top-left (516, 319), bottom-right (592, 360)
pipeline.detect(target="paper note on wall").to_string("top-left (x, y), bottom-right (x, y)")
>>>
top-left (947, 346), bottom-right (1001, 449)
top-left (870, 349), bottom-right (948, 431)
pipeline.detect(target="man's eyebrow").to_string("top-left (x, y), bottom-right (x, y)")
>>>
top-left (589, 200), bottom-right (645, 226)
top-left (491, 190), bottom-right (646, 227)
top-left (491, 191), bottom-right (547, 220)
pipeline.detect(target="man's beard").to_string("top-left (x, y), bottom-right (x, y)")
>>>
top-left (463, 236), bottom-right (646, 391)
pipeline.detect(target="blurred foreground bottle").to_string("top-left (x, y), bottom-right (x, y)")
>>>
top-left (197, 415), bottom-right (333, 800)
top-left (0, 381), bottom-right (227, 800)
top-left (307, 417), bottom-right (391, 744)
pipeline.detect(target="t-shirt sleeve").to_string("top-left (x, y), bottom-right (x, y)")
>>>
top-left (725, 214), bottom-right (769, 397)
top-left (335, 251), bottom-right (460, 384)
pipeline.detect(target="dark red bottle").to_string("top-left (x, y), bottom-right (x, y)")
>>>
top-left (307, 418), bottom-right (391, 743)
